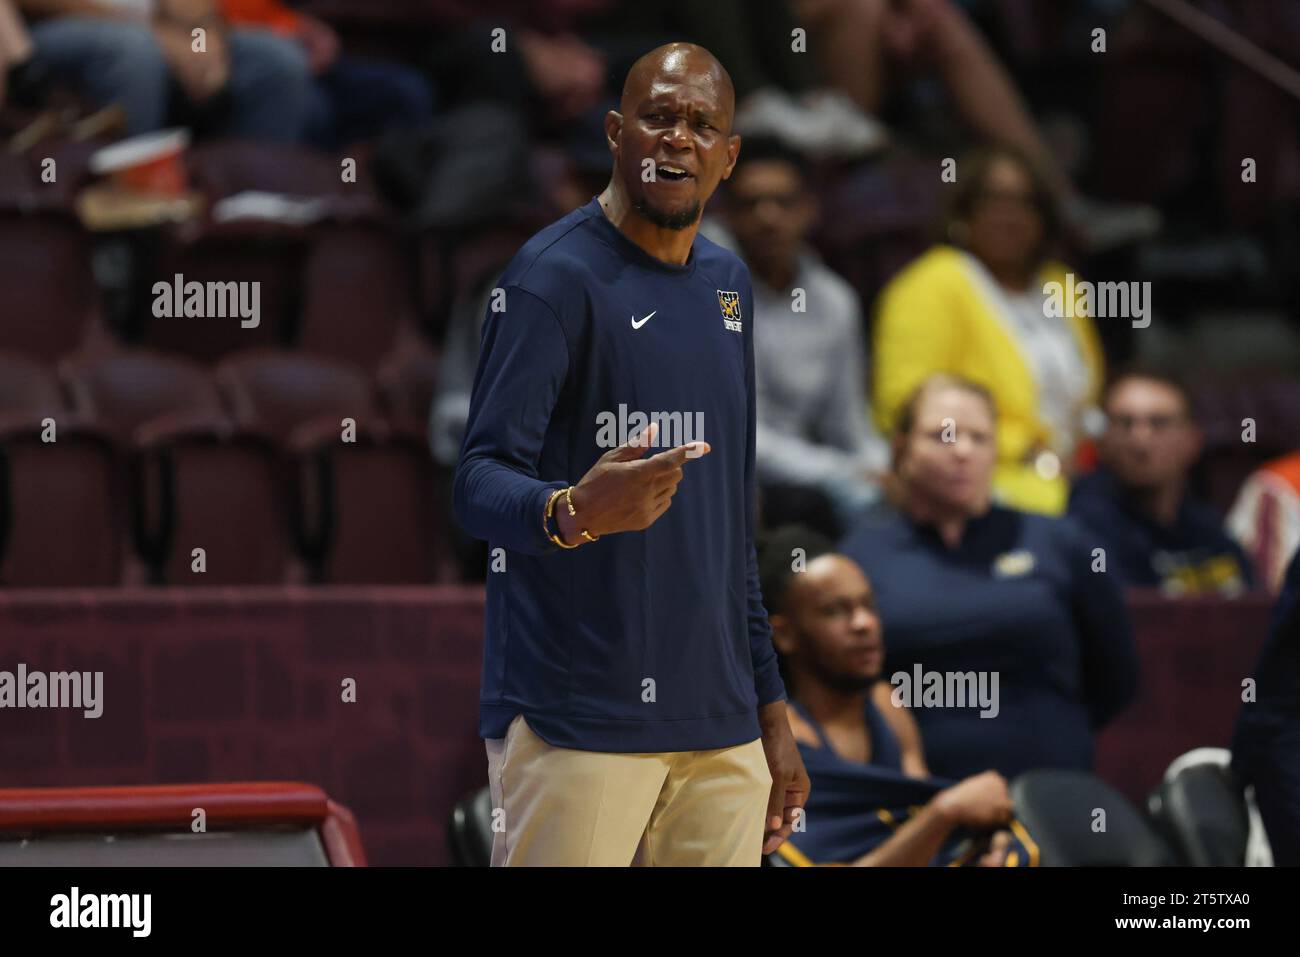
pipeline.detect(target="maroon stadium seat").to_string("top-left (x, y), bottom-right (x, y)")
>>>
top-left (0, 420), bottom-right (124, 586)
top-left (297, 224), bottom-right (413, 368)
top-left (376, 346), bottom-right (440, 428)
top-left (0, 354), bottom-right (67, 423)
top-left (216, 349), bottom-right (447, 581)
top-left (0, 174), bottom-right (98, 360)
top-left (447, 225), bottom-right (533, 321)
top-left (215, 349), bottom-right (377, 442)
top-left (132, 412), bottom-right (296, 585)
top-left (214, 351), bottom-right (443, 581)
top-left (59, 350), bottom-right (224, 444)
top-left (137, 227), bottom-right (305, 361)
top-left (288, 417), bottom-right (448, 583)
top-left (136, 141), bottom-right (399, 362)
top-left (188, 140), bottom-right (358, 201)
top-left (412, 231), bottom-right (450, 342)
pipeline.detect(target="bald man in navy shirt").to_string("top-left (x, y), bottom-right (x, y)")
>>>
top-left (453, 42), bottom-right (809, 866)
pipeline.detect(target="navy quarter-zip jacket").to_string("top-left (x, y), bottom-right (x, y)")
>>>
top-left (453, 197), bottom-right (787, 752)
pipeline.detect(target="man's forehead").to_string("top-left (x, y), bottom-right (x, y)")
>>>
top-left (635, 74), bottom-right (727, 110)
top-left (1109, 379), bottom-right (1185, 412)
top-left (805, 555), bottom-right (872, 593)
top-left (730, 160), bottom-right (802, 191)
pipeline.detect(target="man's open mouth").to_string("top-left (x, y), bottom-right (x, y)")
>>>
top-left (657, 164), bottom-right (692, 182)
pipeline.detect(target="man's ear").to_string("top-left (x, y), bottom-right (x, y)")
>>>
top-left (604, 110), bottom-right (623, 154)
top-left (721, 133), bottom-right (741, 180)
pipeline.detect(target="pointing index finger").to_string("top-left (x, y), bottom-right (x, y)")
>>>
top-left (647, 441), bottom-right (711, 468)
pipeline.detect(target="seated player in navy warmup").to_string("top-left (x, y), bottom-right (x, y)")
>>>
top-left (840, 373), bottom-right (1140, 781)
top-left (1069, 366), bottom-right (1254, 595)
top-left (758, 524), bottom-right (1042, 867)
top-left (1232, 551), bottom-right (1300, 865)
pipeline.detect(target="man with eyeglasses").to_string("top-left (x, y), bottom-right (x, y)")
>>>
top-left (704, 134), bottom-right (888, 539)
top-left (1068, 366), bottom-right (1254, 596)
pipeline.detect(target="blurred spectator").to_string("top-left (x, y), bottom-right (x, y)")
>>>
top-left (784, 0), bottom-right (1159, 246)
top-left (872, 145), bottom-right (1104, 516)
top-left (841, 374), bottom-right (1138, 780)
top-left (0, 0), bottom-right (32, 107)
top-left (705, 136), bottom-right (887, 537)
top-left (758, 524), bottom-right (1033, 867)
top-left (431, 275), bottom-right (496, 473)
top-left (1070, 367), bottom-right (1254, 596)
top-left (1232, 551), bottom-right (1300, 866)
top-left (380, 5), bottom-right (625, 228)
top-left (371, 100), bottom-right (530, 232)
top-left (18, 0), bottom-right (312, 139)
top-left (219, 0), bottom-right (434, 149)
top-left (790, 0), bottom-right (1056, 171)
top-left (424, 5), bottom-right (617, 128)
top-left (1091, 0), bottom-right (1300, 234)
top-left (566, 0), bottom-right (885, 158)
top-left (1228, 452), bottom-right (1300, 595)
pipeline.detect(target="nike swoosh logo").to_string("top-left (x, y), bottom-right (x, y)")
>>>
top-left (630, 310), bottom-right (657, 330)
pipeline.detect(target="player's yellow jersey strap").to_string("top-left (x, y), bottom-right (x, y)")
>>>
top-left (774, 842), bottom-right (850, 867)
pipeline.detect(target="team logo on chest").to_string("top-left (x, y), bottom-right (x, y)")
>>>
top-left (992, 549), bottom-right (1036, 578)
top-left (716, 290), bottom-right (743, 332)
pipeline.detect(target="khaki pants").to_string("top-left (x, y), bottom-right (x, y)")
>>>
top-left (485, 714), bottom-right (772, 866)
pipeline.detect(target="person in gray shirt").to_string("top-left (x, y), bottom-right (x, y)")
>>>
top-left (704, 136), bottom-right (887, 535)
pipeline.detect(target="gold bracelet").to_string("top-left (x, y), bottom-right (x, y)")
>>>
top-left (563, 486), bottom-right (599, 542)
top-left (544, 486), bottom-right (580, 549)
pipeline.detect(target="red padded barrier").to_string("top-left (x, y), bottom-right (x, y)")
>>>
top-left (0, 780), bottom-right (366, 866)
top-left (0, 780), bottom-right (327, 830)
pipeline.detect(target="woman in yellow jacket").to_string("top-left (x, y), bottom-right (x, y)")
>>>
top-left (873, 145), bottom-right (1104, 515)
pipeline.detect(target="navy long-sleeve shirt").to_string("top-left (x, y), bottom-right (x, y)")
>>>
top-left (839, 504), bottom-right (1140, 780)
top-left (453, 197), bottom-right (786, 753)
top-left (1068, 468), bottom-right (1254, 594)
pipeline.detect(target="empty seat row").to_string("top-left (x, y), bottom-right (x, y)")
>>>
top-left (0, 349), bottom-right (449, 587)
top-left (1, 140), bottom-right (410, 367)
top-left (0, 205), bottom-right (531, 368)
top-left (1, 348), bottom-right (437, 440)
top-left (0, 139), bottom-right (543, 365)
top-left (0, 217), bottom-right (420, 369)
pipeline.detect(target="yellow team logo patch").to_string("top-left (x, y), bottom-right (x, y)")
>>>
top-left (993, 549), bottom-right (1036, 578)
top-left (717, 290), bottom-right (743, 332)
